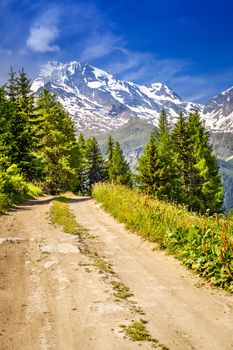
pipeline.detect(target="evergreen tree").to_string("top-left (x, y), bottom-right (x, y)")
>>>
top-left (85, 137), bottom-right (106, 193)
top-left (106, 135), bottom-right (114, 180)
top-left (109, 142), bottom-right (131, 185)
top-left (7, 67), bottom-right (17, 101)
top-left (156, 110), bottom-right (179, 200)
top-left (37, 89), bottom-right (77, 194)
top-left (172, 112), bottom-right (190, 203)
top-left (107, 135), bottom-right (114, 163)
top-left (185, 112), bottom-right (223, 213)
top-left (137, 111), bottom-right (178, 200)
top-left (75, 133), bottom-right (87, 193)
top-left (136, 131), bottom-right (160, 195)
top-left (5, 68), bottom-right (41, 180)
top-left (0, 87), bottom-right (14, 167)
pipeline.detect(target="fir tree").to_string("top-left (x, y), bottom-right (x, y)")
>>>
top-left (185, 112), bottom-right (223, 213)
top-left (136, 131), bottom-right (160, 195)
top-left (109, 141), bottom-right (131, 185)
top-left (75, 133), bottom-right (87, 193)
top-left (37, 89), bottom-right (77, 194)
top-left (156, 110), bottom-right (179, 200)
top-left (107, 135), bottom-right (114, 164)
top-left (172, 112), bottom-right (190, 203)
top-left (0, 87), bottom-right (14, 166)
top-left (5, 68), bottom-right (40, 180)
top-left (7, 67), bottom-right (17, 101)
top-left (106, 135), bottom-right (114, 180)
top-left (137, 111), bottom-right (178, 200)
top-left (85, 137), bottom-right (106, 193)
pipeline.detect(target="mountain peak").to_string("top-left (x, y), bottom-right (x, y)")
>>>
top-left (32, 60), bottom-right (233, 133)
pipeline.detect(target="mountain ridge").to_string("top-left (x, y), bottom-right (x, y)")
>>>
top-left (32, 60), bottom-right (233, 133)
top-left (32, 60), bottom-right (205, 132)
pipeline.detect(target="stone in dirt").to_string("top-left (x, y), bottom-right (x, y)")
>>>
top-left (40, 243), bottom-right (80, 254)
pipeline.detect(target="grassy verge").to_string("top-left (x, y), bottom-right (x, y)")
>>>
top-left (93, 183), bottom-right (233, 292)
top-left (49, 196), bottom-right (88, 236)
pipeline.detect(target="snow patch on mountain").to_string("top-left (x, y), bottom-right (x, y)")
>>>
top-left (32, 60), bottom-right (233, 133)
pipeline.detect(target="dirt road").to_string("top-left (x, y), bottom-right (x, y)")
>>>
top-left (0, 196), bottom-right (233, 350)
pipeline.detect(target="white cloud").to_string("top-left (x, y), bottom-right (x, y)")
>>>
top-left (26, 5), bottom-right (61, 53)
top-left (26, 24), bottom-right (59, 53)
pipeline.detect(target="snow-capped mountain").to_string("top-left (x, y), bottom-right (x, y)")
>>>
top-left (32, 61), bottom-right (204, 132)
top-left (202, 87), bottom-right (233, 132)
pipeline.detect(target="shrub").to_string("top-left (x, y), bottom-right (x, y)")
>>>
top-left (0, 164), bottom-right (42, 212)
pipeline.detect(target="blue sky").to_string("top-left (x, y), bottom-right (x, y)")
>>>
top-left (0, 0), bottom-right (233, 103)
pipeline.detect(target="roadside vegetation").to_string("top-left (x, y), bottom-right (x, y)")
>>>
top-left (0, 68), bottom-right (130, 212)
top-left (93, 183), bottom-right (233, 292)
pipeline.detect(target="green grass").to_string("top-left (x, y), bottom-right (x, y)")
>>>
top-left (122, 320), bottom-right (153, 342)
top-left (121, 320), bottom-right (169, 349)
top-left (93, 183), bottom-right (233, 292)
top-left (49, 196), bottom-right (88, 236)
top-left (111, 281), bottom-right (134, 300)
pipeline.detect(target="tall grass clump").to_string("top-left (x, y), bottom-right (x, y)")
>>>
top-left (93, 183), bottom-right (233, 292)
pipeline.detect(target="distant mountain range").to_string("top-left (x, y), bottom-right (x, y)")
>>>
top-left (32, 60), bottom-right (233, 133)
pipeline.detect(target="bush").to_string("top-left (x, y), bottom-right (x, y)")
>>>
top-left (0, 164), bottom-right (42, 212)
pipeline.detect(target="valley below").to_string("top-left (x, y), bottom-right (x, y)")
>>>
top-left (1, 196), bottom-right (233, 350)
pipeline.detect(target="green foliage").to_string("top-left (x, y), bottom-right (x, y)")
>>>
top-left (137, 110), bottom-right (223, 214)
top-left (36, 89), bottom-right (77, 194)
top-left (93, 183), bottom-right (233, 292)
top-left (0, 68), bottom-right (82, 210)
top-left (93, 117), bottom-right (154, 171)
top-left (74, 133), bottom-right (87, 193)
top-left (108, 141), bottom-right (132, 185)
top-left (5, 68), bottom-right (42, 180)
top-left (106, 135), bottom-right (114, 167)
top-left (184, 112), bottom-right (223, 213)
top-left (0, 163), bottom-right (42, 212)
top-left (75, 136), bottom-right (106, 194)
top-left (85, 137), bottom-right (106, 191)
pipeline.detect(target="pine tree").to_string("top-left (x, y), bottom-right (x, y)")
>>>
top-left (109, 142), bottom-right (131, 185)
top-left (172, 112), bottom-right (190, 203)
top-left (37, 89), bottom-right (77, 194)
top-left (107, 135), bottom-right (114, 163)
top-left (75, 133), bottom-right (87, 194)
top-left (7, 67), bottom-right (17, 102)
top-left (0, 87), bottom-right (14, 167)
top-left (136, 131), bottom-right (160, 195)
top-left (185, 112), bottom-right (223, 213)
top-left (156, 110), bottom-right (179, 200)
top-left (137, 111), bottom-right (178, 200)
top-left (5, 68), bottom-right (41, 180)
top-left (85, 137), bottom-right (106, 193)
